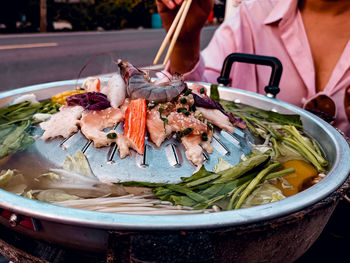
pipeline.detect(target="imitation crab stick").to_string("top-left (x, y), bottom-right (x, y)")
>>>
top-left (124, 98), bottom-right (147, 154)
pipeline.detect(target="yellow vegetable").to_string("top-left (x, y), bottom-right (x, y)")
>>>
top-left (51, 90), bottom-right (86, 105)
top-left (276, 160), bottom-right (318, 196)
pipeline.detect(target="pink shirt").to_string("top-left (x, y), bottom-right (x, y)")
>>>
top-left (185, 0), bottom-right (350, 136)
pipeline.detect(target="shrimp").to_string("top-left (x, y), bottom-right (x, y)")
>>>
top-left (118, 59), bottom-right (186, 103)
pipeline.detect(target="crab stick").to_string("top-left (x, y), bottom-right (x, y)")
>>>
top-left (124, 98), bottom-right (147, 154)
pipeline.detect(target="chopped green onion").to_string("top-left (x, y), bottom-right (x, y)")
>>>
top-left (177, 108), bottom-right (190, 116)
top-left (176, 131), bottom-right (183, 138)
top-left (201, 132), bottom-right (208, 141)
top-left (180, 98), bottom-right (187, 104)
top-left (183, 128), bottom-right (193, 135)
top-left (107, 132), bottom-right (117, 139)
top-left (184, 89), bottom-right (192, 96)
top-left (148, 101), bottom-right (157, 109)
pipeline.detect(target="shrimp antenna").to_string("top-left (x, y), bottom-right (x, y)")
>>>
top-left (140, 64), bottom-right (172, 82)
top-left (75, 52), bottom-right (120, 89)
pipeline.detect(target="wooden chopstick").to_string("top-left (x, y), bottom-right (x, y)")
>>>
top-left (153, 2), bottom-right (187, 65)
top-left (153, 0), bottom-right (193, 67)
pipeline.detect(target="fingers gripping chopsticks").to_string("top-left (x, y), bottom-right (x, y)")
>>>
top-left (153, 0), bottom-right (193, 67)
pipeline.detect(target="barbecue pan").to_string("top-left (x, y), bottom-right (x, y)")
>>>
top-left (0, 53), bottom-right (349, 263)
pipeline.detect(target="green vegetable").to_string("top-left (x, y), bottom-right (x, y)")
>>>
top-left (177, 107), bottom-right (190, 116)
top-left (119, 153), bottom-right (280, 211)
top-left (214, 154), bottom-right (270, 184)
top-left (210, 84), bottom-right (220, 101)
top-left (264, 167), bottom-right (295, 180)
top-left (63, 150), bottom-right (94, 177)
top-left (0, 169), bottom-right (14, 187)
top-left (184, 89), bottom-right (192, 96)
top-left (282, 125), bottom-right (328, 170)
top-left (107, 132), bottom-right (117, 139)
top-left (234, 163), bottom-right (280, 209)
top-left (35, 189), bottom-right (81, 202)
top-left (183, 128), bottom-right (193, 135)
top-left (148, 101), bottom-right (157, 109)
top-left (185, 173), bottom-right (221, 188)
top-left (240, 182), bottom-right (285, 208)
top-left (220, 100), bottom-right (302, 128)
top-left (180, 165), bottom-right (214, 183)
top-left (227, 181), bottom-right (250, 210)
top-left (0, 120), bottom-right (35, 158)
top-left (180, 98), bottom-right (187, 104)
top-left (0, 99), bottom-right (60, 159)
top-left (201, 132), bottom-right (208, 141)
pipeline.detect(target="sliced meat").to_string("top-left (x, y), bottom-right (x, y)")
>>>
top-left (105, 131), bottom-right (141, 159)
top-left (40, 106), bottom-right (84, 140)
top-left (80, 107), bottom-right (124, 147)
top-left (146, 109), bottom-right (172, 147)
top-left (181, 135), bottom-right (204, 166)
top-left (181, 132), bottom-right (213, 167)
top-left (167, 112), bottom-right (208, 135)
top-left (190, 83), bottom-right (207, 96)
top-left (115, 133), bottom-right (131, 158)
top-left (197, 107), bottom-right (235, 134)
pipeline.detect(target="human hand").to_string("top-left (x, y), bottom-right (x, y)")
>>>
top-left (156, 0), bottom-right (214, 42)
top-left (345, 86), bottom-right (350, 122)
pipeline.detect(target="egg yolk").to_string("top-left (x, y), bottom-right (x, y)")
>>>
top-left (276, 160), bottom-right (318, 197)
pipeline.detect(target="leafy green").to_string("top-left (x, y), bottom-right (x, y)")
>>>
top-left (0, 169), bottom-right (27, 195)
top-left (0, 99), bottom-right (61, 159)
top-left (213, 158), bottom-right (233, 173)
top-left (220, 100), bottom-right (302, 128)
top-left (0, 169), bottom-right (14, 187)
top-left (214, 154), bottom-right (270, 183)
top-left (210, 84), bottom-right (220, 101)
top-left (241, 182), bottom-right (285, 208)
top-left (210, 84), bottom-right (327, 172)
top-left (120, 152), bottom-right (282, 211)
top-left (63, 150), bottom-right (94, 177)
top-left (35, 189), bottom-right (81, 202)
top-left (0, 120), bottom-right (35, 158)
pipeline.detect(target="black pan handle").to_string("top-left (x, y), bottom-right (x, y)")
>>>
top-left (217, 53), bottom-right (283, 98)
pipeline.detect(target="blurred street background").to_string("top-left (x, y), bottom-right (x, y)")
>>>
top-left (0, 0), bottom-right (225, 92)
top-left (0, 26), bottom-right (217, 92)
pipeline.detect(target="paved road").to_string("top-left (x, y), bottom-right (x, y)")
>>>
top-left (0, 26), bottom-right (217, 92)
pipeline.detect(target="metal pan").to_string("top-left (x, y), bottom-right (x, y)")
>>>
top-left (0, 54), bottom-right (349, 262)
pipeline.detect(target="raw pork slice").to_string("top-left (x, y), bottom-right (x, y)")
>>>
top-left (80, 107), bottom-right (124, 147)
top-left (197, 107), bottom-right (235, 134)
top-left (40, 106), bottom-right (84, 140)
top-left (146, 109), bottom-right (172, 147)
top-left (167, 112), bottom-right (208, 135)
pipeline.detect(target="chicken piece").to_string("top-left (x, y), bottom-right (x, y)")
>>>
top-left (197, 107), bottom-right (235, 134)
top-left (181, 135), bottom-right (205, 166)
top-left (40, 106), bottom-right (84, 140)
top-left (146, 109), bottom-right (172, 147)
top-left (80, 107), bottom-right (124, 147)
